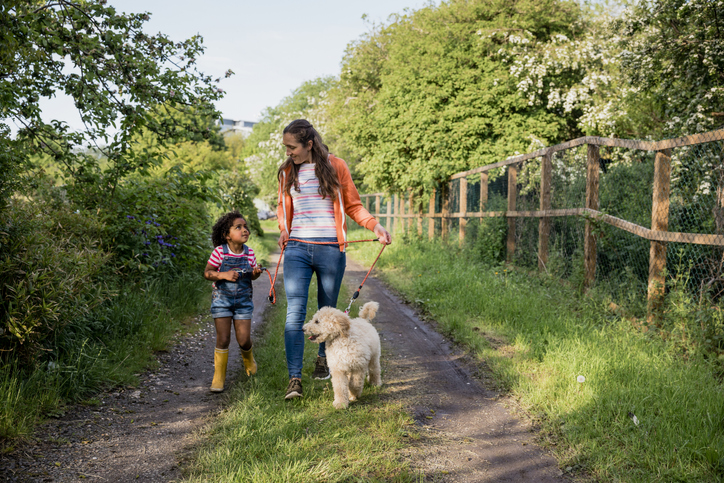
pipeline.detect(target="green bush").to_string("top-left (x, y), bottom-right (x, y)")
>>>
top-left (465, 194), bottom-right (508, 266)
top-left (215, 168), bottom-right (263, 236)
top-left (0, 200), bottom-right (113, 363)
top-left (99, 175), bottom-right (211, 277)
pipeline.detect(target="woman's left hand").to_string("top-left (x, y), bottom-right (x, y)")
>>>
top-left (372, 223), bottom-right (392, 245)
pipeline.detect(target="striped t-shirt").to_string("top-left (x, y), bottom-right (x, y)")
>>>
top-left (207, 245), bottom-right (258, 270)
top-left (290, 163), bottom-right (337, 239)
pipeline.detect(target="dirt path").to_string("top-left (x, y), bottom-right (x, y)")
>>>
top-left (345, 258), bottom-right (565, 482)
top-left (2, 252), bottom-right (565, 482)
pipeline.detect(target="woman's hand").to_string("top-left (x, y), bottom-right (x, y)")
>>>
top-left (278, 231), bottom-right (289, 249)
top-left (372, 223), bottom-right (392, 245)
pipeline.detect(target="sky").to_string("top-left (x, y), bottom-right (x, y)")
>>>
top-left (39, 0), bottom-right (438, 130)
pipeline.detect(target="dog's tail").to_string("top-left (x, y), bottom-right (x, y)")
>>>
top-left (359, 301), bottom-right (379, 321)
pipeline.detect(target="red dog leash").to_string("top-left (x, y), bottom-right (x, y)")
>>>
top-left (265, 238), bottom-right (386, 313)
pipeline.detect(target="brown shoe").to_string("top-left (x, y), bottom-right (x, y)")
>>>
top-left (312, 356), bottom-right (330, 380)
top-left (285, 378), bottom-right (302, 399)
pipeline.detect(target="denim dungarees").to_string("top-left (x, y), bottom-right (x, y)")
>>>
top-left (210, 244), bottom-right (254, 320)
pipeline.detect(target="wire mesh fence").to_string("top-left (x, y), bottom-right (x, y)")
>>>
top-left (360, 128), bottom-right (724, 316)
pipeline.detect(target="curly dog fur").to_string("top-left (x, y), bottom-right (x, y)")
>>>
top-left (303, 302), bottom-right (382, 409)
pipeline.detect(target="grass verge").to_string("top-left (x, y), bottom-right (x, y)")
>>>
top-left (346, 232), bottom-right (724, 482)
top-left (183, 227), bottom-right (418, 482)
top-left (0, 275), bottom-right (209, 441)
top-left (1, 220), bottom-right (279, 443)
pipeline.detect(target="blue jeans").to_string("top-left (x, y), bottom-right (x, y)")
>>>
top-left (283, 238), bottom-right (346, 379)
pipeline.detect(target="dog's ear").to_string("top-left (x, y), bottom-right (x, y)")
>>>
top-left (329, 311), bottom-right (351, 339)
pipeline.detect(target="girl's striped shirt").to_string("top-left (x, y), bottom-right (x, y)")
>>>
top-left (207, 245), bottom-right (257, 270)
top-left (289, 163), bottom-right (337, 239)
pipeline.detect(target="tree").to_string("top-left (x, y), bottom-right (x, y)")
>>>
top-left (126, 105), bottom-right (263, 235)
top-left (499, 3), bottom-right (625, 138)
top-left (327, 0), bottom-right (584, 196)
top-left (0, 0), bottom-right (227, 212)
top-left (614, 0), bottom-right (724, 138)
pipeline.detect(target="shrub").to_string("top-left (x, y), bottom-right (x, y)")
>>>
top-left (0, 200), bottom-right (113, 363)
top-left (99, 175), bottom-right (212, 277)
top-left (215, 167), bottom-right (263, 236)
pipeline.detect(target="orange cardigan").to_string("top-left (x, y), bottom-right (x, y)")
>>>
top-left (276, 155), bottom-right (378, 252)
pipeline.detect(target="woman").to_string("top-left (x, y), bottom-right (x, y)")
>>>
top-left (276, 119), bottom-right (391, 400)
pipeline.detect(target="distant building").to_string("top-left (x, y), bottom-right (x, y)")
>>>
top-left (219, 118), bottom-right (257, 137)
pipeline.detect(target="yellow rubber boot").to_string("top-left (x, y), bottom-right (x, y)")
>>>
top-left (241, 346), bottom-right (257, 376)
top-left (210, 348), bottom-right (229, 392)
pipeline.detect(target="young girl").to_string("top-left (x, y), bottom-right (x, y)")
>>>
top-left (204, 211), bottom-right (262, 392)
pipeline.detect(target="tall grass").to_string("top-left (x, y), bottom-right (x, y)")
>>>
top-left (1, 220), bottom-right (279, 442)
top-left (347, 232), bottom-right (724, 482)
top-left (0, 275), bottom-right (208, 440)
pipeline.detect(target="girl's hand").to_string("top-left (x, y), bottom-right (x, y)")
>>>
top-left (223, 270), bottom-right (240, 282)
top-left (278, 231), bottom-right (289, 249)
top-left (252, 266), bottom-right (262, 280)
top-left (372, 223), bottom-right (392, 245)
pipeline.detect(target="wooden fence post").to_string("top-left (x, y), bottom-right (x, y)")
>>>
top-left (364, 195), bottom-right (370, 212)
top-left (648, 148), bottom-right (672, 323)
top-left (375, 194), bottom-right (381, 218)
top-left (441, 182), bottom-right (450, 242)
top-left (480, 172), bottom-right (488, 211)
top-left (386, 195), bottom-right (392, 232)
top-left (408, 190), bottom-right (414, 232)
top-left (507, 165), bottom-right (517, 262)
top-left (539, 153), bottom-right (552, 272)
top-left (585, 145), bottom-right (600, 290)
top-left (415, 190), bottom-right (423, 235)
top-left (428, 190), bottom-right (435, 240)
top-left (459, 177), bottom-right (467, 246)
top-left (399, 192), bottom-right (405, 233)
top-left (583, 144), bottom-right (600, 290)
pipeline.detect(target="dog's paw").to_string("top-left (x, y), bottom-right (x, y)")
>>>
top-left (333, 399), bottom-right (349, 410)
top-left (348, 394), bottom-right (357, 402)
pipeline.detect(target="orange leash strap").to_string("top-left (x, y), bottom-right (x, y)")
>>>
top-left (266, 239), bottom-right (386, 311)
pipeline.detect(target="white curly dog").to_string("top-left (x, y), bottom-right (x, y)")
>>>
top-left (303, 302), bottom-right (382, 409)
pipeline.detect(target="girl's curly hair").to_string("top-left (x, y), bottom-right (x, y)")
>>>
top-left (211, 211), bottom-right (245, 248)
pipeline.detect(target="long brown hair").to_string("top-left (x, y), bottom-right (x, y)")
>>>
top-left (277, 119), bottom-right (340, 199)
